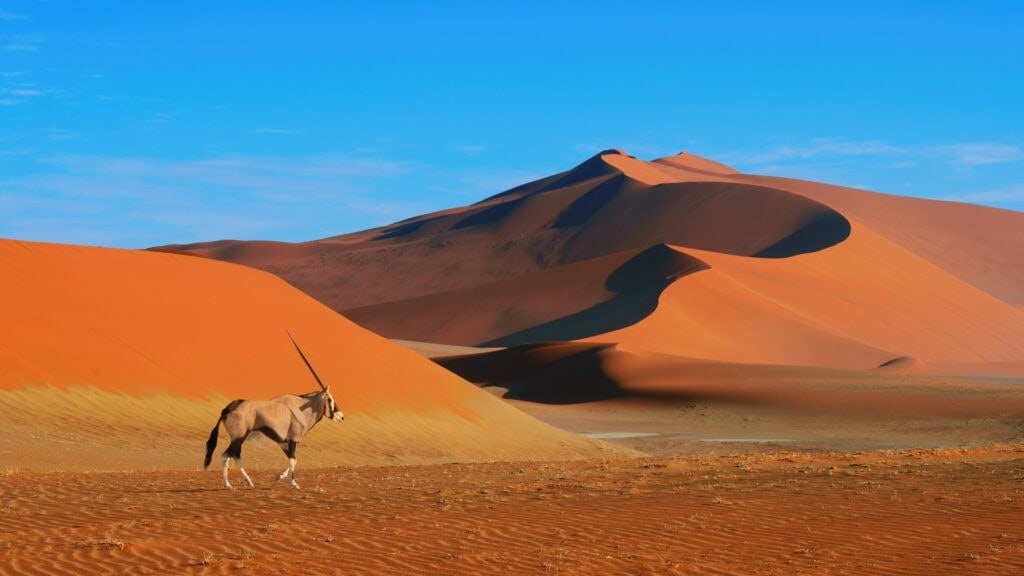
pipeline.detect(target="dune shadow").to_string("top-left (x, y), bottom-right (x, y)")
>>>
top-left (482, 244), bottom-right (709, 347)
top-left (437, 342), bottom-right (724, 405)
top-left (437, 343), bottom-right (625, 404)
top-left (553, 174), bottom-right (633, 228)
top-left (754, 210), bottom-right (851, 258)
top-left (557, 181), bottom-right (854, 261)
top-left (452, 198), bottom-right (522, 230)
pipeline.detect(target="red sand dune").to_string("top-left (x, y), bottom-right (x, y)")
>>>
top-left (168, 148), bottom-right (1024, 399)
top-left (0, 239), bottom-right (614, 470)
top-left (168, 150), bottom-right (857, 309)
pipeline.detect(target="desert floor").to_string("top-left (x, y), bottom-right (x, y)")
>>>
top-left (3, 438), bottom-right (1023, 575)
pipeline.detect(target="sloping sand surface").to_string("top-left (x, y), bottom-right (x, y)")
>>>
top-left (737, 173), bottom-right (1024, 307)
top-left (598, 228), bottom-right (1024, 368)
top-left (0, 239), bottom-right (616, 471)
top-left (346, 244), bottom-right (709, 346)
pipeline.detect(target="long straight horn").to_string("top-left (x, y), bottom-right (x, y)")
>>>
top-left (287, 331), bottom-right (327, 391)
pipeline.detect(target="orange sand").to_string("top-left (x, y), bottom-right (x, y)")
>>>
top-left (2, 449), bottom-right (1023, 575)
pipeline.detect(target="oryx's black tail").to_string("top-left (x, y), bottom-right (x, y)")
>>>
top-left (204, 400), bottom-right (243, 469)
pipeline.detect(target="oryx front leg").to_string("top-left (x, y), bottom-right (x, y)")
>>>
top-left (275, 458), bottom-right (299, 489)
top-left (237, 460), bottom-right (255, 488)
top-left (276, 441), bottom-right (301, 489)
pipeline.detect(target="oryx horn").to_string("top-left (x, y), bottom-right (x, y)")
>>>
top-left (287, 331), bottom-right (327, 391)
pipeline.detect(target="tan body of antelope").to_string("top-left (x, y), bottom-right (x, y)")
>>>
top-left (203, 334), bottom-right (344, 489)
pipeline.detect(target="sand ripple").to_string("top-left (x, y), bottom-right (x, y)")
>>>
top-left (2, 448), bottom-right (1023, 575)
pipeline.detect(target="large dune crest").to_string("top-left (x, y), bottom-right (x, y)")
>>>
top-left (0, 239), bottom-right (616, 470)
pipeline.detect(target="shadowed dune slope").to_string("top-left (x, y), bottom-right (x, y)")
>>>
top-left (345, 244), bottom-right (709, 346)
top-left (0, 239), bottom-right (616, 470)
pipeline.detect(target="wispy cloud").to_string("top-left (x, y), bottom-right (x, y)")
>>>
top-left (0, 86), bottom-right (45, 105)
top-left (2, 33), bottom-right (45, 52)
top-left (0, 10), bottom-right (30, 21)
top-left (720, 138), bottom-right (1022, 171)
top-left (932, 143), bottom-right (1022, 167)
top-left (708, 138), bottom-right (1024, 210)
top-left (0, 153), bottom-right (423, 247)
top-left (939, 184), bottom-right (1024, 207)
top-left (1, 87), bottom-right (41, 96)
top-left (718, 138), bottom-right (907, 165)
top-left (0, 149), bottom-right (559, 247)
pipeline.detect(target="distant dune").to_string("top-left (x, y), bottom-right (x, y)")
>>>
top-left (173, 149), bottom-right (1024, 374)
top-left (0, 239), bottom-right (615, 471)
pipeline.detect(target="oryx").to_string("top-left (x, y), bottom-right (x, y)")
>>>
top-left (203, 332), bottom-right (344, 489)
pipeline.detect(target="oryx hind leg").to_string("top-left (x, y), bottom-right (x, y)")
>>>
top-left (275, 440), bottom-right (300, 489)
top-left (222, 438), bottom-right (255, 489)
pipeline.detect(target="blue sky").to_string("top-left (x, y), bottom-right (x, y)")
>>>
top-left (1, 1), bottom-right (1022, 248)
